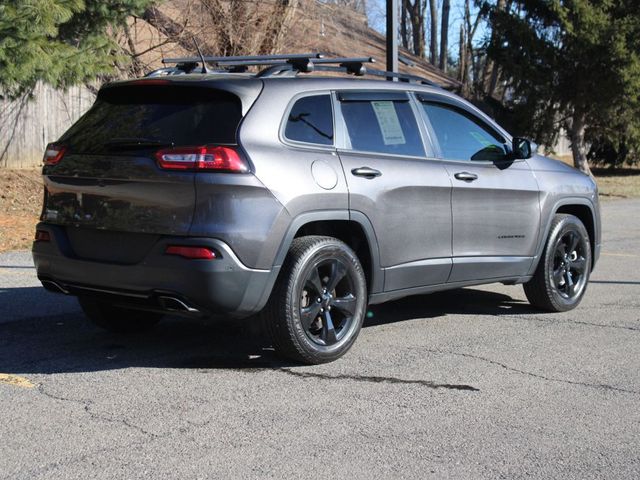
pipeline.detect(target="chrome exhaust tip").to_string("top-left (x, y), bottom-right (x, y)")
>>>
top-left (157, 296), bottom-right (200, 314)
top-left (41, 279), bottom-right (70, 294)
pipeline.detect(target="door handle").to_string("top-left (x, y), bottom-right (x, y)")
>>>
top-left (454, 171), bottom-right (478, 182)
top-left (351, 167), bottom-right (382, 179)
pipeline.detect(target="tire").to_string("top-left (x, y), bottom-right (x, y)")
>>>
top-left (78, 297), bottom-right (163, 333)
top-left (261, 235), bottom-right (367, 364)
top-left (524, 214), bottom-right (592, 312)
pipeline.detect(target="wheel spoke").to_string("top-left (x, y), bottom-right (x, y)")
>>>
top-left (556, 242), bottom-right (567, 258)
top-left (567, 231), bottom-right (579, 255)
top-left (331, 294), bottom-right (357, 317)
top-left (553, 267), bottom-right (565, 286)
top-left (326, 260), bottom-right (347, 293)
top-left (300, 303), bottom-right (321, 330)
top-left (306, 266), bottom-right (324, 296)
top-left (565, 270), bottom-right (574, 289)
top-left (321, 310), bottom-right (337, 344)
top-left (572, 257), bottom-right (587, 273)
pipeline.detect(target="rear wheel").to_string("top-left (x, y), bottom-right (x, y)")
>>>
top-left (524, 214), bottom-right (592, 312)
top-left (262, 236), bottom-right (367, 364)
top-left (78, 297), bottom-right (163, 333)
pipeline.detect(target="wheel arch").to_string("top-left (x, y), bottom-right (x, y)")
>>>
top-left (272, 211), bottom-right (383, 295)
top-left (530, 198), bottom-right (598, 275)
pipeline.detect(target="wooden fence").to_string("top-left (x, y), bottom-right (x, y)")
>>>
top-left (1, 83), bottom-right (95, 169)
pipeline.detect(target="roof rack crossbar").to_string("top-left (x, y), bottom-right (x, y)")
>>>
top-left (162, 53), bottom-right (324, 65)
top-left (153, 52), bottom-right (442, 87)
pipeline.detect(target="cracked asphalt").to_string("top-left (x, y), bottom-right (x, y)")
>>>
top-left (1, 199), bottom-right (639, 479)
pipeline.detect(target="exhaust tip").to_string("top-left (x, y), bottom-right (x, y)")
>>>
top-left (41, 280), bottom-right (69, 295)
top-left (157, 296), bottom-right (200, 314)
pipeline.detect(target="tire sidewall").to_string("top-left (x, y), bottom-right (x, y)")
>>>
top-left (543, 216), bottom-right (592, 311)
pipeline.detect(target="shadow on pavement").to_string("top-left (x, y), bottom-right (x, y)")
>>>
top-left (0, 285), bottom-right (536, 376)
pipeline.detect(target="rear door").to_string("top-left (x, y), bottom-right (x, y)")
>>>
top-left (43, 82), bottom-right (245, 236)
top-left (334, 91), bottom-right (453, 291)
top-left (418, 94), bottom-right (541, 282)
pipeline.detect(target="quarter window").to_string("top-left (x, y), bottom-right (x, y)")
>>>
top-left (340, 99), bottom-right (425, 157)
top-left (422, 103), bottom-right (507, 162)
top-left (284, 95), bottom-right (334, 146)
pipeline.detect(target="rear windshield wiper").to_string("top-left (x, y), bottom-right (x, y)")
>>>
top-left (104, 138), bottom-right (175, 149)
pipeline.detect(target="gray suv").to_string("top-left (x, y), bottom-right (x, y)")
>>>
top-left (32, 54), bottom-right (601, 364)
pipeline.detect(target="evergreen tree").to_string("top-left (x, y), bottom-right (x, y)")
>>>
top-left (0, 0), bottom-right (154, 99)
top-left (485, 0), bottom-right (640, 173)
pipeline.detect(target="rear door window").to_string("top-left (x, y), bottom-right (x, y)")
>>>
top-left (284, 94), bottom-right (334, 146)
top-left (338, 94), bottom-right (425, 157)
top-left (60, 85), bottom-right (242, 153)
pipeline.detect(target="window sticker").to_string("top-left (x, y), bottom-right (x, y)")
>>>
top-left (371, 101), bottom-right (406, 145)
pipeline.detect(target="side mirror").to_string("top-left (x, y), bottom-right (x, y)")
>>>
top-left (512, 137), bottom-right (534, 159)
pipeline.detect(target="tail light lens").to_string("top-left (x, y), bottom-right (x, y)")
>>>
top-left (155, 146), bottom-right (249, 173)
top-left (43, 143), bottom-right (66, 165)
top-left (165, 245), bottom-right (217, 260)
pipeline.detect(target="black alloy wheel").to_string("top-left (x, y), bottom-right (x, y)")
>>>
top-left (551, 229), bottom-right (589, 300)
top-left (524, 214), bottom-right (592, 312)
top-left (300, 258), bottom-right (358, 346)
top-left (262, 236), bottom-right (367, 364)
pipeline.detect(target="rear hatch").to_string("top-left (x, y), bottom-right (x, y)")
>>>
top-left (41, 79), bottom-right (259, 262)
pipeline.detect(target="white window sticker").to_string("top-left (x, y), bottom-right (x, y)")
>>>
top-left (371, 101), bottom-right (406, 145)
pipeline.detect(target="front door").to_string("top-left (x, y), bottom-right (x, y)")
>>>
top-left (418, 96), bottom-right (541, 282)
top-left (334, 91), bottom-right (453, 291)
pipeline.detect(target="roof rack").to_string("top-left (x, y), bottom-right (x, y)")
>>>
top-left (149, 52), bottom-right (441, 87)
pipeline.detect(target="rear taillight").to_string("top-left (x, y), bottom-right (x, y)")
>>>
top-left (155, 146), bottom-right (249, 173)
top-left (43, 143), bottom-right (66, 166)
top-left (34, 230), bottom-right (51, 242)
top-left (165, 245), bottom-right (217, 260)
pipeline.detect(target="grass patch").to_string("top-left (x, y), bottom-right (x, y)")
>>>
top-left (592, 167), bottom-right (640, 199)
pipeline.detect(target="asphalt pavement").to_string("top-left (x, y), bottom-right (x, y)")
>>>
top-left (1, 199), bottom-right (638, 479)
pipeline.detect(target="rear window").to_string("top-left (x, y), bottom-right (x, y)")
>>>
top-left (60, 85), bottom-right (242, 153)
top-left (284, 94), bottom-right (334, 146)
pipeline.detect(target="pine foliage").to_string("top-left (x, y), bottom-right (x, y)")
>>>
top-left (0, 0), bottom-right (154, 98)
top-left (485, 0), bottom-right (640, 169)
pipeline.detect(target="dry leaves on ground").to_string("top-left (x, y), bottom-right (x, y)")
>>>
top-left (0, 169), bottom-right (42, 252)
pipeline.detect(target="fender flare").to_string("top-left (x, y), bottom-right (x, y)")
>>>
top-left (271, 210), bottom-right (383, 294)
top-left (527, 197), bottom-right (597, 276)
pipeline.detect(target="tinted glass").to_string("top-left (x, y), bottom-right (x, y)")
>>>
top-left (340, 100), bottom-right (425, 157)
top-left (423, 103), bottom-right (507, 162)
top-left (60, 85), bottom-right (242, 153)
top-left (284, 95), bottom-right (334, 145)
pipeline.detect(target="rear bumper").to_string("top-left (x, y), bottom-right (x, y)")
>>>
top-left (32, 223), bottom-right (278, 318)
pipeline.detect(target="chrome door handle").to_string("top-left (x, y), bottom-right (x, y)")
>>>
top-left (454, 171), bottom-right (478, 182)
top-left (351, 167), bottom-right (382, 179)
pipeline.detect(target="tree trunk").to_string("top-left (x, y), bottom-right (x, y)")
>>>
top-left (428, 0), bottom-right (438, 65)
top-left (439, 0), bottom-right (450, 71)
top-left (409, 1), bottom-right (425, 57)
top-left (483, 0), bottom-right (506, 97)
top-left (459, 24), bottom-right (466, 86)
top-left (569, 113), bottom-right (592, 175)
top-left (401, 0), bottom-right (409, 49)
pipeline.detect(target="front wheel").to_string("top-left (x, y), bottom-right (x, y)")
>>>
top-left (524, 214), bottom-right (592, 312)
top-left (262, 236), bottom-right (368, 364)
